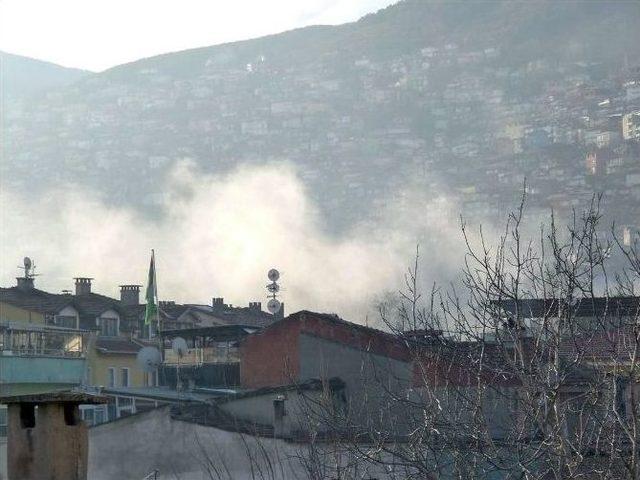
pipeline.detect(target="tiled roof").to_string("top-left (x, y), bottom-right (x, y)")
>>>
top-left (493, 296), bottom-right (639, 319)
top-left (559, 325), bottom-right (639, 364)
top-left (1, 282), bottom-right (279, 333)
top-left (0, 287), bottom-right (73, 315)
top-left (72, 292), bottom-right (122, 317)
top-left (187, 304), bottom-right (278, 328)
top-left (158, 302), bottom-right (190, 320)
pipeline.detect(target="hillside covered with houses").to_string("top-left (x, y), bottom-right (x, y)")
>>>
top-left (2, 0), bottom-right (640, 236)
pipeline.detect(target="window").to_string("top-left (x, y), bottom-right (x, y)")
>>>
top-left (94, 406), bottom-right (106, 425)
top-left (107, 367), bottom-right (115, 388)
top-left (99, 317), bottom-right (118, 336)
top-left (52, 315), bottom-right (77, 329)
top-left (121, 367), bottom-right (130, 387)
top-left (0, 407), bottom-right (7, 437)
top-left (80, 406), bottom-right (94, 426)
top-left (145, 370), bottom-right (158, 387)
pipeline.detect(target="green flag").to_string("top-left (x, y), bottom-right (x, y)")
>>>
top-left (144, 251), bottom-right (157, 325)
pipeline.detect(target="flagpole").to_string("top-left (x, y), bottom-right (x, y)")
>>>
top-left (152, 249), bottom-right (161, 336)
top-left (152, 249), bottom-right (162, 387)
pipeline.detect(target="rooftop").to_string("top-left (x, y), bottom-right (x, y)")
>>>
top-left (0, 389), bottom-right (108, 405)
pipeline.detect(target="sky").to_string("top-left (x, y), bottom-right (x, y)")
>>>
top-left (0, 0), bottom-right (397, 71)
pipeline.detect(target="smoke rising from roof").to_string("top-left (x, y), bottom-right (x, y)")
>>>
top-left (1, 160), bottom-right (481, 322)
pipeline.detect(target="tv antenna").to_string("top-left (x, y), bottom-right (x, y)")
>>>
top-left (266, 268), bottom-right (282, 314)
top-left (18, 257), bottom-right (39, 278)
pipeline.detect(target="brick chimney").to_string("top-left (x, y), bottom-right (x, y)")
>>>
top-left (74, 278), bottom-right (93, 296)
top-left (16, 276), bottom-right (34, 291)
top-left (119, 285), bottom-right (141, 306)
top-left (248, 302), bottom-right (262, 311)
top-left (212, 297), bottom-right (224, 307)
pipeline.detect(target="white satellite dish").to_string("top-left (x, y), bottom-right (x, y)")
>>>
top-left (267, 298), bottom-right (281, 314)
top-left (136, 346), bottom-right (162, 372)
top-left (171, 337), bottom-right (188, 357)
top-left (267, 268), bottom-right (280, 282)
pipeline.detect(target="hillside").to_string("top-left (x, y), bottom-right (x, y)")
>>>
top-left (2, 0), bottom-right (640, 234)
top-left (0, 51), bottom-right (89, 100)
top-left (102, 0), bottom-right (640, 78)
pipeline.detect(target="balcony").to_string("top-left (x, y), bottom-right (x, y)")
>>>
top-left (0, 322), bottom-right (87, 386)
top-left (0, 354), bottom-right (86, 385)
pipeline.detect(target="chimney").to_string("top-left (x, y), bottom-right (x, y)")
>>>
top-left (276, 303), bottom-right (285, 320)
top-left (2, 391), bottom-right (106, 480)
top-left (119, 285), bottom-right (141, 306)
top-left (74, 278), bottom-right (93, 296)
top-left (212, 297), bottom-right (224, 307)
top-left (249, 302), bottom-right (262, 311)
top-left (16, 276), bottom-right (35, 291)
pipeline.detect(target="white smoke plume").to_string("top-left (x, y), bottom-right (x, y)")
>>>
top-left (0, 160), bottom-right (481, 322)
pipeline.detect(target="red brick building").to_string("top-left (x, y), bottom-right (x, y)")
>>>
top-left (239, 310), bottom-right (411, 389)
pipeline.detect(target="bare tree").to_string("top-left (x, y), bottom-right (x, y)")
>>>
top-left (297, 195), bottom-right (639, 480)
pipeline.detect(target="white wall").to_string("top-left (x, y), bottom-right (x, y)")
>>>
top-left (88, 406), bottom-right (394, 480)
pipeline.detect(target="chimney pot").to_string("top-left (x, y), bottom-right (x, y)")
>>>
top-left (119, 285), bottom-right (141, 306)
top-left (212, 297), bottom-right (224, 307)
top-left (74, 278), bottom-right (93, 295)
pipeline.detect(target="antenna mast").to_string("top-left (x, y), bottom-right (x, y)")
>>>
top-left (266, 268), bottom-right (282, 315)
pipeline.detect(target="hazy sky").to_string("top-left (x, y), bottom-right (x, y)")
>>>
top-left (0, 0), bottom-right (397, 71)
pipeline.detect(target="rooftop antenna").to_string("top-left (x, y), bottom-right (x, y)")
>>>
top-left (18, 257), bottom-right (39, 278)
top-left (266, 268), bottom-right (282, 314)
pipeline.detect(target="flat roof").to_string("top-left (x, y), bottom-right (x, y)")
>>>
top-left (100, 386), bottom-right (238, 403)
top-left (0, 390), bottom-right (108, 405)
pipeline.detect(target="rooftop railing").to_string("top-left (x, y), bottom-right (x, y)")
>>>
top-left (163, 346), bottom-right (239, 366)
top-left (1, 323), bottom-right (86, 358)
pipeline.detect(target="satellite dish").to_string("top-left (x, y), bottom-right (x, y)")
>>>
top-left (266, 283), bottom-right (280, 294)
top-left (267, 268), bottom-right (280, 282)
top-left (267, 298), bottom-right (281, 314)
top-left (136, 346), bottom-right (162, 372)
top-left (24, 257), bottom-right (32, 270)
top-left (171, 337), bottom-right (188, 357)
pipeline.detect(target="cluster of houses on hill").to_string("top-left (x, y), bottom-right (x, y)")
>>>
top-left (0, 269), bottom-right (282, 432)
top-left (1, 263), bottom-right (639, 479)
top-left (3, 37), bottom-right (640, 235)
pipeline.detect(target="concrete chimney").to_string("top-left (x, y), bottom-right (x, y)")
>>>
top-left (1, 391), bottom-right (107, 480)
top-left (74, 278), bottom-right (93, 296)
top-left (16, 277), bottom-right (34, 291)
top-left (119, 285), bottom-right (141, 306)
